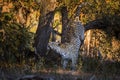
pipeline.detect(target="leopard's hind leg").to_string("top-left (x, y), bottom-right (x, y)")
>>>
top-left (62, 59), bottom-right (68, 69)
top-left (71, 57), bottom-right (78, 71)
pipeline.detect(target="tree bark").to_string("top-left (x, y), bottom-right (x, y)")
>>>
top-left (84, 19), bottom-right (109, 32)
top-left (34, 0), bottom-right (57, 56)
top-left (61, 6), bottom-right (70, 43)
top-left (34, 12), bottom-right (54, 57)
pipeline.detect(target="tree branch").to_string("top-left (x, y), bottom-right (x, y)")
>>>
top-left (84, 19), bottom-right (109, 32)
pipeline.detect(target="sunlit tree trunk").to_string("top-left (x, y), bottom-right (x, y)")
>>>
top-left (84, 30), bottom-right (91, 56)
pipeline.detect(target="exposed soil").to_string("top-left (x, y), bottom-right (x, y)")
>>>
top-left (0, 67), bottom-right (120, 80)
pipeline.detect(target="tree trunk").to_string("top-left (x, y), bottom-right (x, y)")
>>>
top-left (34, 0), bottom-right (57, 56)
top-left (61, 6), bottom-right (70, 43)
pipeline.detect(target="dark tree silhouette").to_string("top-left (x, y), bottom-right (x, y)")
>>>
top-left (34, 0), bottom-right (57, 57)
top-left (84, 18), bottom-right (109, 32)
top-left (34, 11), bottom-right (54, 56)
top-left (61, 6), bottom-right (70, 43)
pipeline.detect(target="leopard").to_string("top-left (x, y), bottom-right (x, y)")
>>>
top-left (48, 17), bottom-right (85, 70)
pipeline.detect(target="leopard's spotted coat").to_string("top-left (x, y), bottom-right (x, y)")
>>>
top-left (48, 17), bottom-right (84, 70)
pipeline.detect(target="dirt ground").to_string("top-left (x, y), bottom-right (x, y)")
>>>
top-left (0, 67), bottom-right (120, 80)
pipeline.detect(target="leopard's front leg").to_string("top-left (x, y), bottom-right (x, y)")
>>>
top-left (71, 57), bottom-right (77, 71)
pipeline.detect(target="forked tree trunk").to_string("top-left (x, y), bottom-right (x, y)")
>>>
top-left (34, 0), bottom-right (57, 56)
top-left (34, 11), bottom-right (54, 56)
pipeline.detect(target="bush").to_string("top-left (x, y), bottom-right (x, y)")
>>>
top-left (0, 12), bottom-right (34, 64)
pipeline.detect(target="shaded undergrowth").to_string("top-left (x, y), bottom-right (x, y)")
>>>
top-left (0, 53), bottom-right (120, 80)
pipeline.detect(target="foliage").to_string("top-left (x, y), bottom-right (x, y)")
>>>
top-left (81, 57), bottom-right (100, 72)
top-left (82, 0), bottom-right (120, 61)
top-left (0, 12), bottom-right (34, 63)
top-left (77, 0), bottom-right (120, 72)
